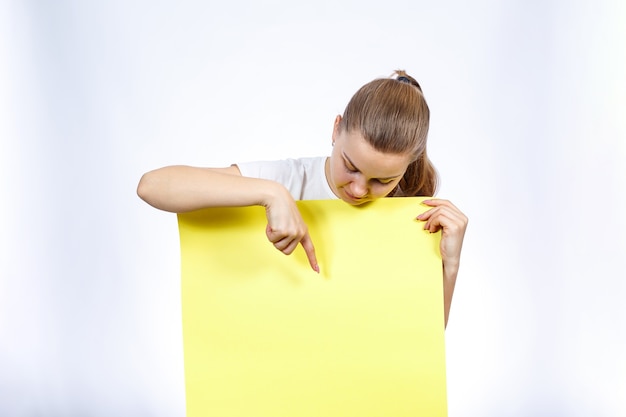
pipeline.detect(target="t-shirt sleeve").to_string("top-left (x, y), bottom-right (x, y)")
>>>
top-left (235, 159), bottom-right (306, 199)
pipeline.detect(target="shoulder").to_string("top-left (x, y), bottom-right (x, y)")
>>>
top-left (236, 157), bottom-right (324, 178)
top-left (235, 157), bottom-right (331, 200)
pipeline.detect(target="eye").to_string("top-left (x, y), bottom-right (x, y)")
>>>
top-left (344, 162), bottom-right (358, 173)
top-left (376, 178), bottom-right (395, 185)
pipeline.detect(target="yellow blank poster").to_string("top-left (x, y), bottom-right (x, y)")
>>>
top-left (178, 197), bottom-right (447, 417)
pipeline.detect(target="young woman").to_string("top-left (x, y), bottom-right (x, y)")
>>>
top-left (138, 70), bottom-right (468, 327)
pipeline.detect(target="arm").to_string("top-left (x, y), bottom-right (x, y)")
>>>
top-left (138, 165), bottom-right (281, 213)
top-left (417, 199), bottom-right (468, 328)
top-left (137, 165), bottom-right (319, 272)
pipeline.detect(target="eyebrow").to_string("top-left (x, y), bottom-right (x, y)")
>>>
top-left (342, 152), bottom-right (403, 181)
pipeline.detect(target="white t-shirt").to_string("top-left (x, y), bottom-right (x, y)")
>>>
top-left (236, 157), bottom-right (338, 201)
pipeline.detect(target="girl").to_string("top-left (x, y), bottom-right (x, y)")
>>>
top-left (138, 70), bottom-right (468, 327)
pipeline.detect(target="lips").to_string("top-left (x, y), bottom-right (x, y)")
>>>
top-left (343, 190), bottom-right (368, 204)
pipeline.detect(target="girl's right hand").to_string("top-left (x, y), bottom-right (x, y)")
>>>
top-left (264, 189), bottom-right (319, 273)
top-left (137, 165), bottom-right (319, 272)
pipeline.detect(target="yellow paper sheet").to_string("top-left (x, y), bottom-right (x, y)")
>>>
top-left (178, 197), bottom-right (447, 417)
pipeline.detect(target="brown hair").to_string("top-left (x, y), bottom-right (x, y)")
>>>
top-left (338, 70), bottom-right (438, 197)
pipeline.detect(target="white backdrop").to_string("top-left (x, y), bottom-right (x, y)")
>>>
top-left (1, 1), bottom-right (625, 416)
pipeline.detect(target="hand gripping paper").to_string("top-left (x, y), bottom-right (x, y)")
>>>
top-left (178, 197), bottom-right (448, 416)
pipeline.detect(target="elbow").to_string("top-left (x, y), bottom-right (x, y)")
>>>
top-left (136, 171), bottom-right (159, 207)
top-left (136, 173), bottom-right (149, 201)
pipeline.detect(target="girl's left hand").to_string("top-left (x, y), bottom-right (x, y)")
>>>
top-left (417, 199), bottom-right (468, 272)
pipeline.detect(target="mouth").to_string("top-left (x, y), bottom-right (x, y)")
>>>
top-left (343, 190), bottom-right (369, 205)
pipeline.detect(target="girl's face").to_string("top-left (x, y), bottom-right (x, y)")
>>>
top-left (325, 116), bottom-right (412, 205)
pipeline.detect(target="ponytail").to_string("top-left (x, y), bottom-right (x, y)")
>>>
top-left (392, 152), bottom-right (438, 197)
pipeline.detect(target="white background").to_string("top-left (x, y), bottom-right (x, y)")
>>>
top-left (1, 1), bottom-right (625, 416)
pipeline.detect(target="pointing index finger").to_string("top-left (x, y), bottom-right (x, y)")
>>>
top-left (300, 232), bottom-right (320, 273)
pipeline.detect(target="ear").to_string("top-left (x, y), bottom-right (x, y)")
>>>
top-left (332, 115), bottom-right (342, 144)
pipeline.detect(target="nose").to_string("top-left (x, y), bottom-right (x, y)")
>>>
top-left (349, 178), bottom-right (368, 198)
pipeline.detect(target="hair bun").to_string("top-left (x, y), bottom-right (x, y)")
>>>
top-left (394, 70), bottom-right (423, 92)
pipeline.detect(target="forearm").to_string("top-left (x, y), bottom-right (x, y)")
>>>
top-left (137, 165), bottom-right (285, 213)
top-left (442, 262), bottom-right (458, 329)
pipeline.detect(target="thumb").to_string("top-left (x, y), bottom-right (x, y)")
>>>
top-left (300, 232), bottom-right (319, 273)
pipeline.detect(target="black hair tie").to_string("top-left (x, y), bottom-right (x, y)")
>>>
top-left (397, 76), bottom-right (411, 84)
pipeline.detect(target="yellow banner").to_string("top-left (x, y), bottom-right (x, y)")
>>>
top-left (178, 197), bottom-right (447, 417)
